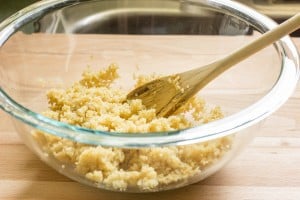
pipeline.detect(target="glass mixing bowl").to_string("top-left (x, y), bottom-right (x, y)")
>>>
top-left (0, 0), bottom-right (299, 193)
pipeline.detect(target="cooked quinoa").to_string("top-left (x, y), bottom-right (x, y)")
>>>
top-left (33, 64), bottom-right (233, 191)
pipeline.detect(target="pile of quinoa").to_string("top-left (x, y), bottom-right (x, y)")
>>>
top-left (33, 64), bottom-right (232, 191)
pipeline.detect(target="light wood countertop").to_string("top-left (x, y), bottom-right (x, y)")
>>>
top-left (0, 37), bottom-right (299, 200)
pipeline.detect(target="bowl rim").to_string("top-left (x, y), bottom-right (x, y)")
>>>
top-left (0, 0), bottom-right (299, 147)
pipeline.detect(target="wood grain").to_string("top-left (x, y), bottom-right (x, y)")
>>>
top-left (0, 36), bottom-right (299, 200)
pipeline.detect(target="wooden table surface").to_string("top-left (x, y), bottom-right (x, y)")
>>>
top-left (0, 37), bottom-right (300, 200)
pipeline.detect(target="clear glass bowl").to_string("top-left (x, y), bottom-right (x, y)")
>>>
top-left (0, 0), bottom-right (299, 193)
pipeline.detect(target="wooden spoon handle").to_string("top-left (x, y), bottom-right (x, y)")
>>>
top-left (218, 12), bottom-right (300, 71)
top-left (183, 13), bottom-right (300, 107)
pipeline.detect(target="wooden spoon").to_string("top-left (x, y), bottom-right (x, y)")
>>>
top-left (127, 13), bottom-right (300, 117)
